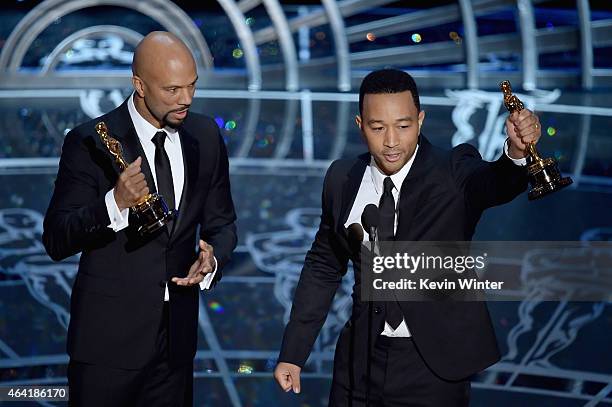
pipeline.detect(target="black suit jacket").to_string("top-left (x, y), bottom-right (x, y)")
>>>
top-left (43, 100), bottom-right (237, 369)
top-left (278, 136), bottom-right (527, 384)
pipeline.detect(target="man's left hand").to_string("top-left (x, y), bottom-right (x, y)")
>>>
top-left (506, 109), bottom-right (542, 159)
top-left (172, 240), bottom-right (215, 286)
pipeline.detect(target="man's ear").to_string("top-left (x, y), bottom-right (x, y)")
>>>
top-left (417, 110), bottom-right (425, 132)
top-left (132, 76), bottom-right (145, 98)
top-left (355, 115), bottom-right (363, 131)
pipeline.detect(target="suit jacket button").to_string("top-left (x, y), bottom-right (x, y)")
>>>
top-left (159, 280), bottom-right (167, 288)
top-left (374, 306), bottom-right (381, 314)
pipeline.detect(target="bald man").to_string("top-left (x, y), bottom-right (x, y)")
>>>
top-left (43, 32), bottom-right (237, 406)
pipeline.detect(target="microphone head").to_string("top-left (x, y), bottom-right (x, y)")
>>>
top-left (347, 223), bottom-right (364, 246)
top-left (361, 204), bottom-right (379, 231)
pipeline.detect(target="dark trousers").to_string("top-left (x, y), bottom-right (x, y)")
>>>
top-left (68, 303), bottom-right (193, 407)
top-left (329, 336), bottom-right (470, 407)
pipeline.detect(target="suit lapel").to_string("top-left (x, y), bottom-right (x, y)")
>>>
top-left (169, 125), bottom-right (199, 242)
top-left (395, 136), bottom-right (435, 240)
top-left (337, 154), bottom-right (369, 237)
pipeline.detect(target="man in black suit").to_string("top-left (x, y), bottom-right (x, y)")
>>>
top-left (274, 69), bottom-right (541, 406)
top-left (43, 32), bottom-right (237, 406)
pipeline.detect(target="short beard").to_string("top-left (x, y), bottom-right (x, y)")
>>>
top-left (162, 110), bottom-right (186, 129)
top-left (142, 97), bottom-right (186, 129)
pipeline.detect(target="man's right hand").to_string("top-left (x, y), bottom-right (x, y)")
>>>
top-left (274, 362), bottom-right (301, 393)
top-left (114, 157), bottom-right (149, 211)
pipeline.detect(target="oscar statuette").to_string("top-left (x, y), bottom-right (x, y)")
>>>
top-left (500, 80), bottom-right (573, 200)
top-left (95, 121), bottom-right (175, 235)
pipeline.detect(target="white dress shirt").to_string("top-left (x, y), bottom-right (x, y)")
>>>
top-left (344, 145), bottom-right (418, 337)
top-left (344, 141), bottom-right (526, 337)
top-left (104, 94), bottom-right (217, 301)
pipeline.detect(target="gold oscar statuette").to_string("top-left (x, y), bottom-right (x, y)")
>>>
top-left (500, 80), bottom-right (573, 200)
top-left (95, 121), bottom-right (175, 235)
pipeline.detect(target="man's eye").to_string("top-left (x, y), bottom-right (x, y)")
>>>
top-left (167, 88), bottom-right (177, 93)
top-left (372, 127), bottom-right (384, 131)
top-left (398, 125), bottom-right (410, 129)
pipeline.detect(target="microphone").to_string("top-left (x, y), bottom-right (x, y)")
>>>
top-left (347, 223), bottom-right (364, 247)
top-left (361, 204), bottom-right (379, 243)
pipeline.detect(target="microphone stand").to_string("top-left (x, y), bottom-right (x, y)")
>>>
top-left (365, 227), bottom-right (377, 407)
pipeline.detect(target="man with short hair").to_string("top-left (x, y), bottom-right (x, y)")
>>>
top-left (274, 69), bottom-right (540, 406)
top-left (43, 32), bottom-right (237, 406)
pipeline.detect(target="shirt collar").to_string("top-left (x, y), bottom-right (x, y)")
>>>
top-left (370, 144), bottom-right (419, 194)
top-left (128, 93), bottom-right (178, 145)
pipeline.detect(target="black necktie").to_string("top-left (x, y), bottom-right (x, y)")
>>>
top-left (378, 177), bottom-right (395, 242)
top-left (378, 177), bottom-right (404, 329)
top-left (152, 131), bottom-right (175, 228)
